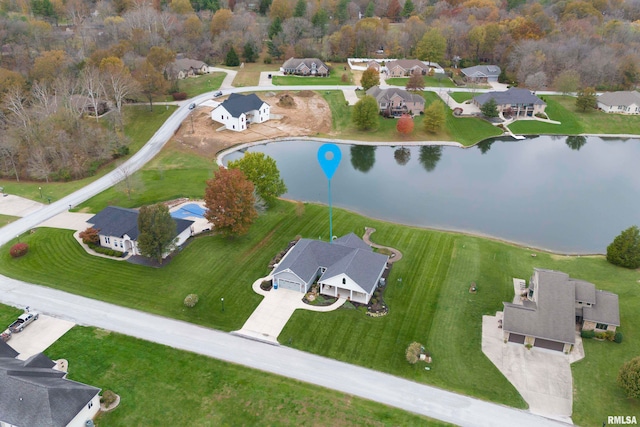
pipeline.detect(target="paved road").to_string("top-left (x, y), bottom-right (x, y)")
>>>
top-left (0, 82), bottom-right (574, 426)
top-left (0, 277), bottom-right (569, 427)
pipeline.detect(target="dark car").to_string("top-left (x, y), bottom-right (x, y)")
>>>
top-left (213, 91), bottom-right (223, 97)
top-left (188, 102), bottom-right (196, 110)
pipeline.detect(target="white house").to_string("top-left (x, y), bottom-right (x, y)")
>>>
top-left (272, 233), bottom-right (389, 304)
top-left (597, 91), bottom-right (640, 114)
top-left (87, 206), bottom-right (194, 258)
top-left (211, 93), bottom-right (270, 132)
top-left (0, 341), bottom-right (101, 427)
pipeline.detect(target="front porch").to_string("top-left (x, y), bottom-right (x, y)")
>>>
top-left (319, 283), bottom-right (369, 304)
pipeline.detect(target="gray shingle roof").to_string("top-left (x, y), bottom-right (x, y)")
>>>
top-left (88, 206), bottom-right (193, 241)
top-left (281, 57), bottom-right (328, 70)
top-left (0, 341), bottom-right (18, 358)
top-left (474, 88), bottom-right (545, 107)
top-left (217, 93), bottom-right (268, 118)
top-left (273, 233), bottom-right (388, 294)
top-left (597, 91), bottom-right (640, 107)
top-left (386, 59), bottom-right (429, 71)
top-left (461, 65), bottom-right (501, 78)
top-left (365, 86), bottom-right (425, 106)
top-left (572, 279), bottom-right (596, 304)
top-left (583, 291), bottom-right (620, 326)
top-left (173, 58), bottom-right (207, 70)
top-left (503, 269), bottom-right (576, 344)
top-left (0, 352), bottom-right (100, 427)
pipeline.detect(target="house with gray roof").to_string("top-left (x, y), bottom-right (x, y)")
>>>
top-left (366, 86), bottom-right (425, 116)
top-left (169, 58), bottom-right (209, 79)
top-left (0, 343), bottom-right (100, 427)
top-left (272, 233), bottom-right (388, 304)
top-left (211, 93), bottom-right (270, 132)
top-left (473, 88), bottom-right (546, 117)
top-left (597, 91), bottom-right (640, 114)
top-left (87, 206), bottom-right (194, 258)
top-left (280, 58), bottom-right (330, 76)
top-left (460, 65), bottom-right (501, 83)
top-left (503, 269), bottom-right (620, 352)
top-left (385, 59), bottom-right (443, 77)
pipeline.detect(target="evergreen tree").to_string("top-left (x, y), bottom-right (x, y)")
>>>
top-left (294, 0), bottom-right (307, 17)
top-left (607, 225), bottom-right (640, 269)
top-left (137, 204), bottom-right (178, 264)
top-left (243, 43), bottom-right (258, 63)
top-left (401, 0), bottom-right (414, 18)
top-left (480, 98), bottom-right (499, 118)
top-left (365, 1), bottom-right (375, 17)
top-left (225, 47), bottom-right (240, 66)
top-left (268, 16), bottom-right (282, 39)
top-left (258, 0), bottom-right (271, 14)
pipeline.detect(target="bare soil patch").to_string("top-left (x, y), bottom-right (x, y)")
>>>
top-left (171, 91), bottom-right (332, 159)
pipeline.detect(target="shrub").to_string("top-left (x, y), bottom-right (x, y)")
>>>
top-left (406, 341), bottom-right (422, 364)
top-left (615, 331), bottom-right (624, 343)
top-left (341, 73), bottom-right (349, 82)
top-left (9, 242), bottom-right (28, 258)
top-left (183, 294), bottom-right (199, 308)
top-left (605, 330), bottom-right (616, 341)
top-left (525, 343), bottom-right (532, 350)
top-left (618, 356), bottom-right (640, 398)
top-left (581, 329), bottom-right (596, 339)
top-left (595, 331), bottom-right (607, 340)
top-left (79, 227), bottom-right (100, 245)
top-left (263, 55), bottom-right (272, 64)
top-left (101, 390), bottom-right (117, 407)
top-left (89, 244), bottom-right (124, 257)
top-left (172, 92), bottom-right (188, 101)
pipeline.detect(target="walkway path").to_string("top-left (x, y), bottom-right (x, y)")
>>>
top-left (233, 275), bottom-right (346, 344)
top-left (363, 227), bottom-right (403, 263)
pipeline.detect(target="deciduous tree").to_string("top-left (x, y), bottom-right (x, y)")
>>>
top-left (575, 87), bottom-right (597, 112)
top-left (360, 67), bottom-right (379, 91)
top-left (350, 145), bottom-right (376, 173)
top-left (419, 145), bottom-right (442, 172)
top-left (416, 29), bottom-right (446, 64)
top-left (210, 8), bottom-right (233, 36)
top-left (204, 168), bottom-right (257, 237)
top-left (352, 95), bottom-right (379, 131)
top-left (553, 70), bottom-right (581, 95)
top-left (394, 147), bottom-right (411, 165)
top-left (607, 225), bottom-right (640, 269)
top-left (133, 60), bottom-right (168, 111)
top-left (227, 152), bottom-right (287, 206)
top-left (406, 70), bottom-right (425, 91)
top-left (396, 114), bottom-right (414, 136)
top-left (618, 356), bottom-right (640, 399)
top-left (30, 50), bottom-right (69, 83)
top-left (137, 203), bottom-right (178, 264)
top-left (423, 101), bottom-right (445, 133)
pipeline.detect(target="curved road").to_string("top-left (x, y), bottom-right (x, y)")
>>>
top-left (0, 85), bottom-right (571, 426)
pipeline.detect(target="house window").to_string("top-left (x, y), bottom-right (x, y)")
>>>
top-left (528, 288), bottom-right (534, 298)
top-left (88, 401), bottom-right (93, 409)
top-left (596, 322), bottom-right (608, 330)
top-left (105, 237), bottom-right (110, 244)
top-left (342, 278), bottom-right (346, 285)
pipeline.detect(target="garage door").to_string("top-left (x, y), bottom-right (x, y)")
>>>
top-left (508, 333), bottom-right (525, 344)
top-left (533, 338), bottom-right (564, 351)
top-left (277, 279), bottom-right (302, 292)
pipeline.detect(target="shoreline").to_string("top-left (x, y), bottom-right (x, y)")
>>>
top-left (277, 198), bottom-right (606, 257)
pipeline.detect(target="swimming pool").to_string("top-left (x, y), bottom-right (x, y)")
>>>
top-left (171, 203), bottom-right (206, 219)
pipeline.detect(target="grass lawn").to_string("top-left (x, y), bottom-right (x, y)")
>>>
top-left (225, 62), bottom-right (281, 87)
top-left (508, 96), bottom-right (581, 135)
top-left (1, 200), bottom-right (638, 424)
top-left (41, 325), bottom-right (448, 426)
top-left (174, 72), bottom-right (225, 97)
top-left (273, 73), bottom-right (353, 86)
top-left (0, 106), bottom-right (176, 203)
top-left (449, 92), bottom-right (474, 103)
top-left (0, 214), bottom-right (20, 227)
top-left (553, 95), bottom-right (640, 134)
top-left (385, 76), bottom-right (455, 88)
top-left (319, 91), bottom-right (500, 146)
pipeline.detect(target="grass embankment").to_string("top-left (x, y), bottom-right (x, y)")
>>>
top-left (449, 92), bottom-right (474, 103)
top-left (224, 62), bottom-right (281, 87)
top-left (175, 72), bottom-right (225, 98)
top-left (274, 73), bottom-right (352, 86)
top-left (41, 325), bottom-right (447, 426)
top-left (320, 91), bottom-right (500, 146)
top-left (385, 76), bottom-right (455, 88)
top-left (2, 201), bottom-right (638, 424)
top-left (0, 106), bottom-right (176, 204)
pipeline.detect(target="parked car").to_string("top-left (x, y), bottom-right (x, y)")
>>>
top-left (188, 102), bottom-right (196, 110)
top-left (8, 311), bottom-right (39, 333)
top-left (213, 91), bottom-right (223, 97)
top-left (1, 329), bottom-right (11, 342)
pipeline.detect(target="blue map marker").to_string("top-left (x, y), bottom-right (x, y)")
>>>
top-left (317, 144), bottom-right (342, 243)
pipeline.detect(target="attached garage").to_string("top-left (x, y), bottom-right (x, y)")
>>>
top-left (508, 333), bottom-right (526, 344)
top-left (533, 338), bottom-right (565, 352)
top-left (276, 278), bottom-right (303, 292)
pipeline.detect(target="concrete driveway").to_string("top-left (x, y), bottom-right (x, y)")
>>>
top-left (39, 212), bottom-right (94, 231)
top-left (342, 89), bottom-right (360, 105)
top-left (0, 194), bottom-right (44, 217)
top-left (233, 276), bottom-right (346, 344)
top-left (482, 312), bottom-right (584, 424)
top-left (7, 314), bottom-right (75, 360)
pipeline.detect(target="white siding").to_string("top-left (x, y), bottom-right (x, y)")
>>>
top-left (66, 393), bottom-right (101, 427)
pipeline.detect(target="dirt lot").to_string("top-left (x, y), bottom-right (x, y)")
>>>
top-left (171, 91), bottom-right (333, 159)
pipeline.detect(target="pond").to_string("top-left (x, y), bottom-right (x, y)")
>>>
top-left (223, 136), bottom-right (640, 254)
